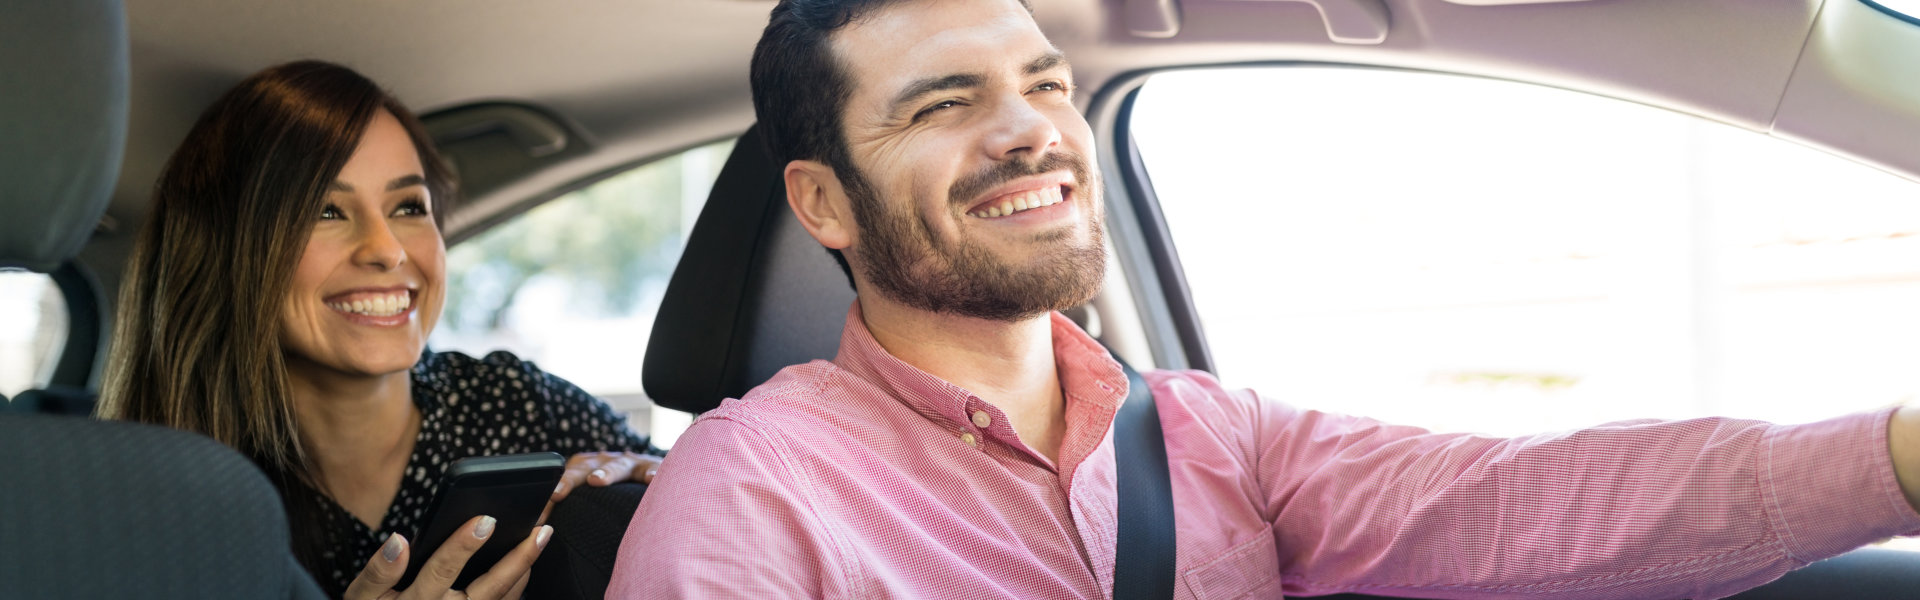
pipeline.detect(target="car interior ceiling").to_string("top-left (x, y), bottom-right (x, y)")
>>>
top-left (8, 0), bottom-right (1920, 598)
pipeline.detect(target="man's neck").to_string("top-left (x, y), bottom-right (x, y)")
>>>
top-left (860, 294), bottom-right (1068, 464)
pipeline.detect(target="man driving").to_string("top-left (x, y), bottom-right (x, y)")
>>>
top-left (609, 0), bottom-right (1920, 597)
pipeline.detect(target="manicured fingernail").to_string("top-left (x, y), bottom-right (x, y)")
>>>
top-left (554, 481), bottom-right (565, 494)
top-left (645, 467), bottom-right (658, 479)
top-left (474, 515), bottom-right (496, 539)
top-left (590, 469), bottom-right (606, 481)
top-left (381, 534), bottom-right (405, 562)
top-left (536, 525), bottom-right (553, 549)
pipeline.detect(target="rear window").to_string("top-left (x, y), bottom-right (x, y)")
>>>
top-left (0, 270), bottom-right (68, 398)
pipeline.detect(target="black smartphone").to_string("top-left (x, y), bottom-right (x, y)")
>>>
top-left (396, 452), bottom-right (566, 590)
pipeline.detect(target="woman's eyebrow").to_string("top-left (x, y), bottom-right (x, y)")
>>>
top-left (326, 174), bottom-right (426, 193)
top-left (385, 174), bottom-right (425, 191)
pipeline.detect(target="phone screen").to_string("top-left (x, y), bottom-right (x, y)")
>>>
top-left (396, 452), bottom-right (565, 590)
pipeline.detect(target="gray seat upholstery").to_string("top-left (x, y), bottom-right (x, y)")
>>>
top-left (0, 2), bottom-right (125, 272)
top-left (642, 124), bottom-right (854, 414)
top-left (0, 1), bottom-right (325, 597)
top-left (0, 416), bottom-right (326, 599)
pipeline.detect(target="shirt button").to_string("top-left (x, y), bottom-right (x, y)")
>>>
top-left (960, 432), bottom-right (978, 447)
top-left (971, 410), bottom-right (991, 428)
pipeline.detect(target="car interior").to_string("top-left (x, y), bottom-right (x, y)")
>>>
top-left (6, 0), bottom-right (1920, 598)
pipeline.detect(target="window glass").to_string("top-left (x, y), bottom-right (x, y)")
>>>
top-left (0, 270), bottom-right (69, 398)
top-left (432, 139), bottom-right (732, 448)
top-left (1866, 0), bottom-right (1920, 20)
top-left (1131, 66), bottom-right (1920, 435)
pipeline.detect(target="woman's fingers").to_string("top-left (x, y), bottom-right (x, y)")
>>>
top-left (460, 525), bottom-right (552, 600)
top-left (504, 569), bottom-right (533, 600)
top-left (344, 533), bottom-right (410, 600)
top-left (552, 452), bottom-right (615, 502)
top-left (637, 454), bottom-right (663, 483)
top-left (402, 515), bottom-right (495, 599)
top-left (586, 452), bottom-right (664, 486)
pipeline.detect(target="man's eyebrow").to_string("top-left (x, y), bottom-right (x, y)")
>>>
top-left (1024, 50), bottom-right (1068, 75)
top-left (327, 174), bottom-right (426, 193)
top-left (890, 73), bottom-right (985, 115)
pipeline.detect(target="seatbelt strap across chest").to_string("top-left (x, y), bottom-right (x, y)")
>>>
top-left (1110, 355), bottom-right (1176, 600)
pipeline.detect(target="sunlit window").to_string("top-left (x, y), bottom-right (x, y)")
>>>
top-left (0, 270), bottom-right (68, 398)
top-left (1865, 0), bottom-right (1920, 21)
top-left (432, 139), bottom-right (732, 448)
top-left (1131, 67), bottom-right (1920, 437)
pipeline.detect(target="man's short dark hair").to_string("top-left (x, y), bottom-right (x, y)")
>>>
top-left (750, 0), bottom-right (1032, 288)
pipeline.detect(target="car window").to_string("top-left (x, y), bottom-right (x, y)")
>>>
top-left (0, 271), bottom-right (69, 398)
top-left (430, 139), bottom-right (733, 448)
top-left (1130, 66), bottom-right (1920, 439)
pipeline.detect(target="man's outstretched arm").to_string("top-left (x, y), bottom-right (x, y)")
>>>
top-left (1178, 368), bottom-right (1920, 600)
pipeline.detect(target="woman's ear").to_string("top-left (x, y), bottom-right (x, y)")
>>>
top-left (784, 160), bottom-right (854, 251)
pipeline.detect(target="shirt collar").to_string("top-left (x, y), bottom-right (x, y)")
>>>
top-left (831, 300), bottom-right (1130, 434)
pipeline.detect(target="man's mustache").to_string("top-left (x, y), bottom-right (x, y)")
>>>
top-left (948, 152), bottom-right (1090, 210)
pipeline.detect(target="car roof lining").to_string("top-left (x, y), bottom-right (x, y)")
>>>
top-left (106, 0), bottom-right (1916, 270)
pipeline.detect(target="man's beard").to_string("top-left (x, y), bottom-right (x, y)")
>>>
top-left (841, 152), bottom-right (1106, 323)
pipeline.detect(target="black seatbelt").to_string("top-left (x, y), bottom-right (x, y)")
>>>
top-left (1111, 353), bottom-right (1176, 600)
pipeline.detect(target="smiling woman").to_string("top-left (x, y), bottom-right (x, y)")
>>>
top-left (94, 60), bottom-right (663, 598)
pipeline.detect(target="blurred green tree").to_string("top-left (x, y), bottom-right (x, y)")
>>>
top-left (442, 141), bottom-right (730, 332)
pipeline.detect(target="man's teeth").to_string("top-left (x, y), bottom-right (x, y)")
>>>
top-left (970, 186), bottom-right (1064, 218)
top-left (328, 293), bottom-right (410, 317)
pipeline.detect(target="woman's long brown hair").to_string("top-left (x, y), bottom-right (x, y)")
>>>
top-left (97, 60), bottom-right (455, 593)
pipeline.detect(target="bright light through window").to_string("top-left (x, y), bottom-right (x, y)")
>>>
top-left (1868, 0), bottom-right (1920, 19)
top-left (1131, 67), bottom-right (1920, 440)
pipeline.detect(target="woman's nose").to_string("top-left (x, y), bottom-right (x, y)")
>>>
top-left (352, 220), bottom-right (407, 271)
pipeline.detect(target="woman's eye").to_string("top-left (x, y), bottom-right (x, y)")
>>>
top-left (393, 199), bottom-right (430, 217)
top-left (318, 205), bottom-right (344, 220)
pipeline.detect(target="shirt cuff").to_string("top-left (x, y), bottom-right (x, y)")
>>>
top-left (1759, 406), bottom-right (1920, 563)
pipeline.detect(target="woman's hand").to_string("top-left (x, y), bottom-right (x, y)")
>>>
top-left (550, 451), bottom-right (663, 504)
top-left (343, 515), bottom-right (552, 600)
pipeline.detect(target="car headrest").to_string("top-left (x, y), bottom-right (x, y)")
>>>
top-left (643, 125), bottom-right (856, 414)
top-left (0, 0), bottom-right (128, 273)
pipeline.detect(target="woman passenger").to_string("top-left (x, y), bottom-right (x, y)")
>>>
top-left (97, 60), bottom-right (661, 599)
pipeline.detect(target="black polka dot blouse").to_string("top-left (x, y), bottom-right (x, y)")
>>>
top-left (305, 349), bottom-right (655, 594)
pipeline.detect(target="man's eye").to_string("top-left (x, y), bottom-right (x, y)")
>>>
top-left (915, 100), bottom-right (962, 121)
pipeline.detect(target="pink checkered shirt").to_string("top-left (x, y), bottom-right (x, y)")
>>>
top-left (610, 302), bottom-right (1920, 599)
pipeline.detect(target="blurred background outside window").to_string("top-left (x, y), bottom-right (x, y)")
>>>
top-left (432, 139), bottom-right (732, 449)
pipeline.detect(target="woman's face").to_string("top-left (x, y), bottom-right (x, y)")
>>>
top-left (279, 109), bottom-right (446, 380)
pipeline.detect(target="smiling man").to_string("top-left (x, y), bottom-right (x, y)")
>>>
top-left (608, 0), bottom-right (1920, 598)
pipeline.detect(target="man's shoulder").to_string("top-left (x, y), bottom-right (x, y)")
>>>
top-left (696, 359), bottom-right (845, 427)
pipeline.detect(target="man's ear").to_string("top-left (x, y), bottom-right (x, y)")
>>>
top-left (784, 159), bottom-right (855, 251)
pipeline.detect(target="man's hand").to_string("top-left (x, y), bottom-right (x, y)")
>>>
top-left (1887, 405), bottom-right (1920, 512)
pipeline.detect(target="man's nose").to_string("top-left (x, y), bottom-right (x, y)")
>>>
top-left (984, 97), bottom-right (1063, 162)
top-left (352, 219), bottom-right (407, 271)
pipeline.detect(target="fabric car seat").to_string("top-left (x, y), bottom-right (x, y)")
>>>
top-left (0, 1), bottom-right (326, 597)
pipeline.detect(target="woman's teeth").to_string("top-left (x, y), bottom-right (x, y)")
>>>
top-left (970, 186), bottom-right (1064, 219)
top-left (328, 293), bottom-right (410, 317)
